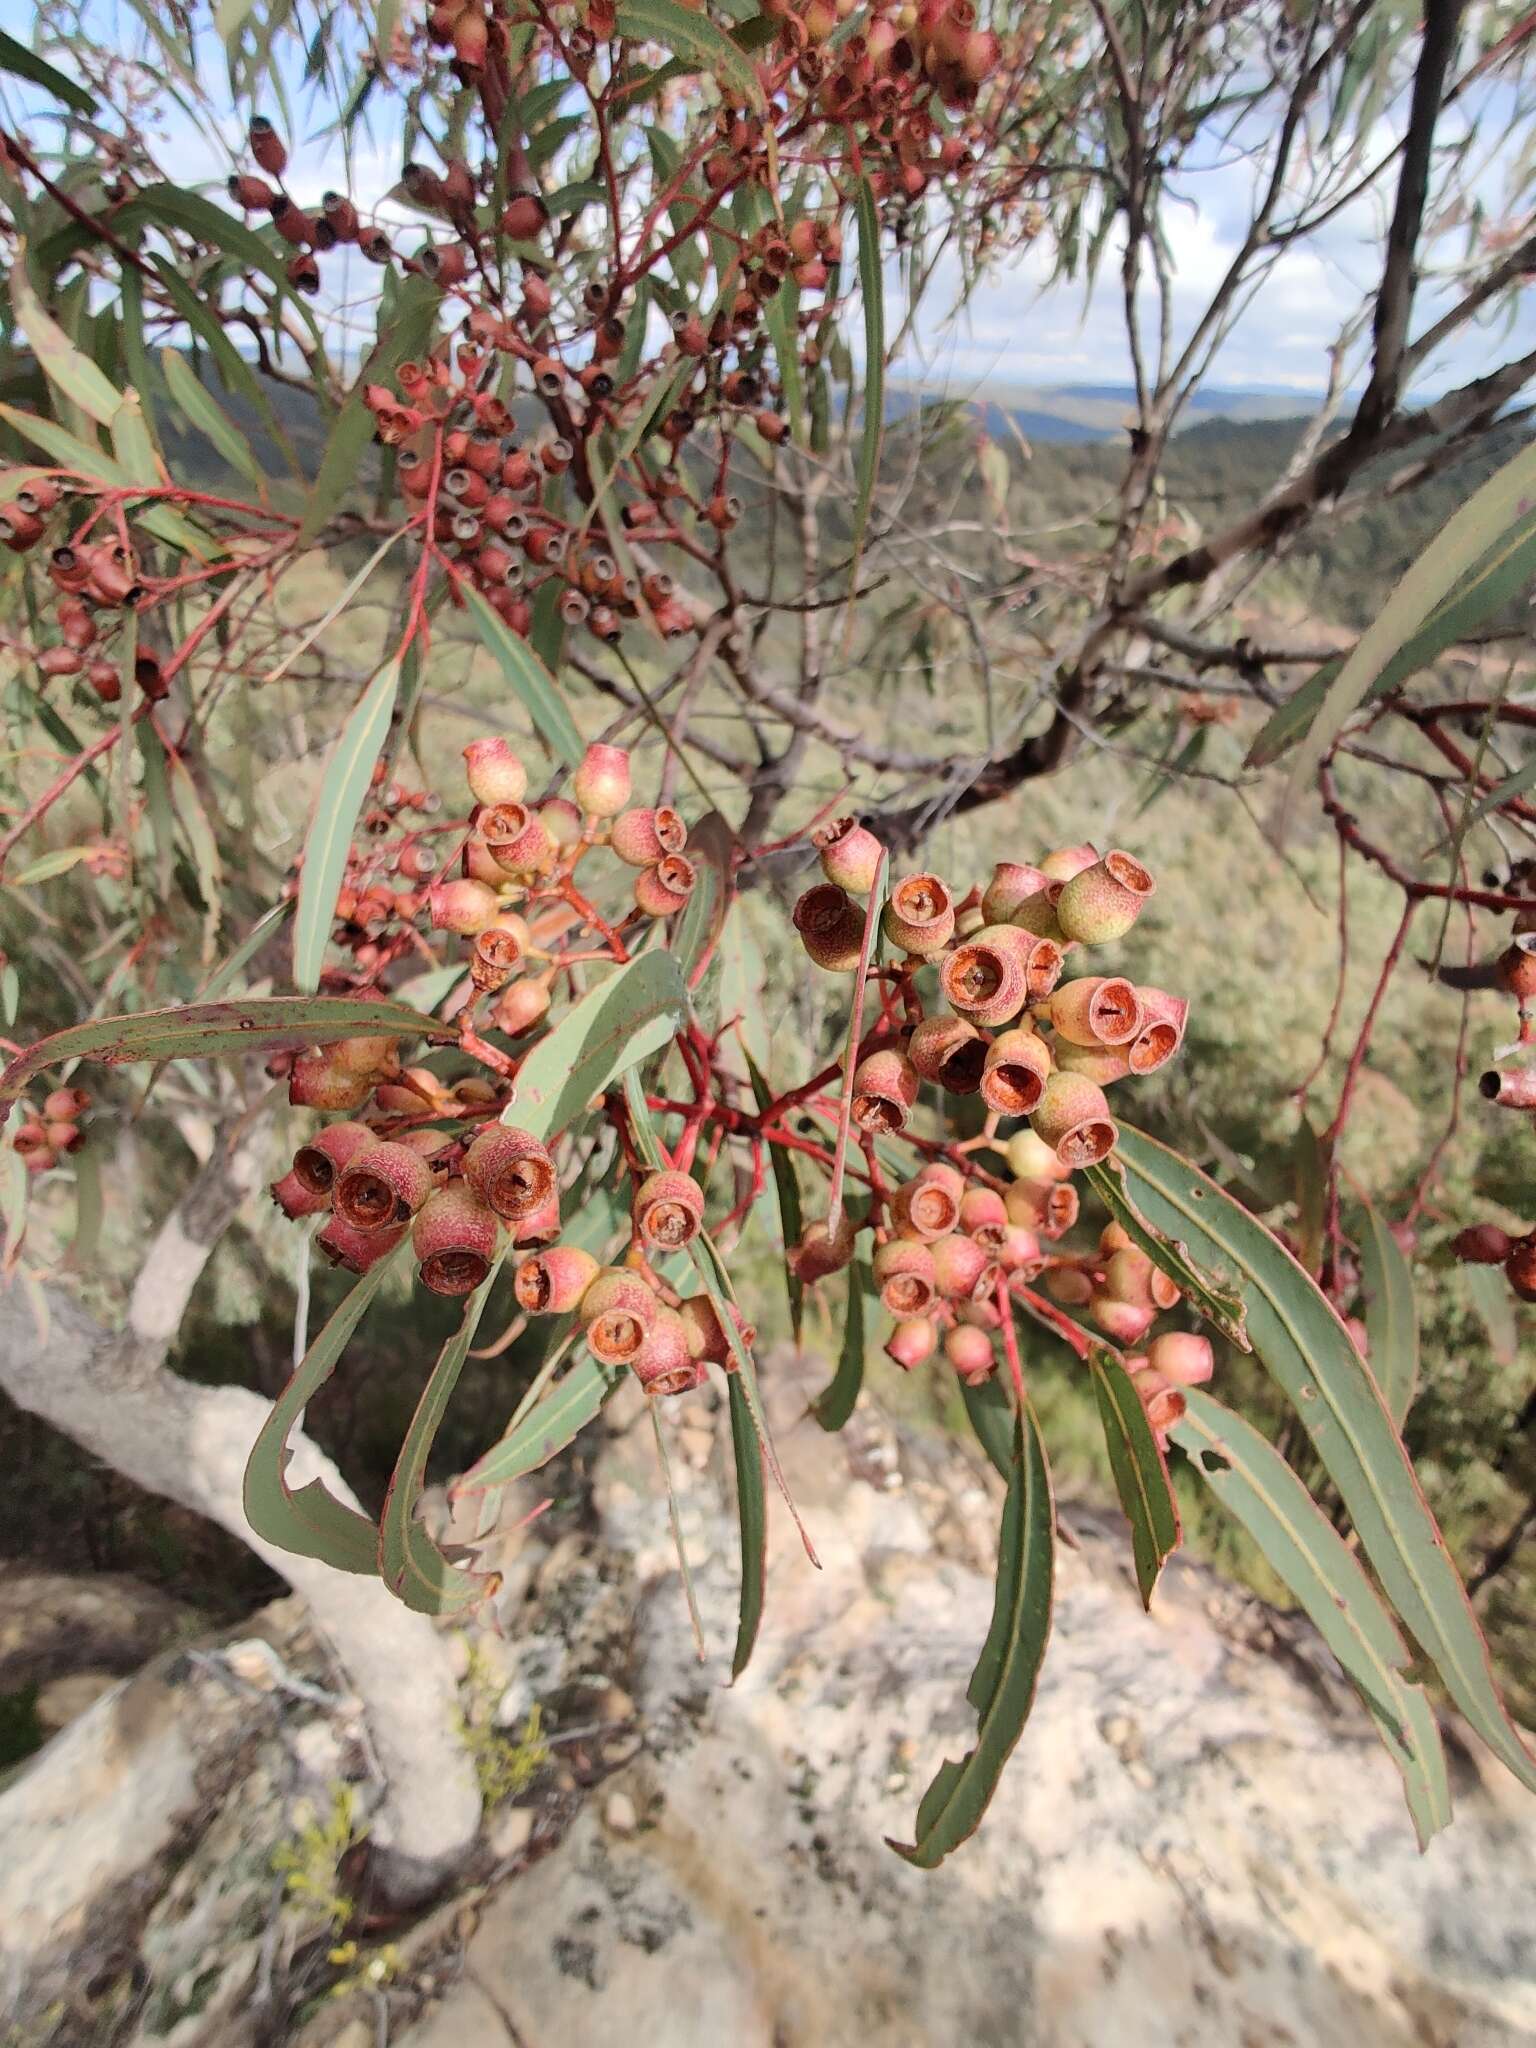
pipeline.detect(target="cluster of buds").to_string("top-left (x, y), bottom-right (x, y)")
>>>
top-left (1, 477), bottom-right (164, 705)
top-left (227, 116), bottom-right (392, 290)
top-left (1452, 1221), bottom-right (1536, 1304)
top-left (8, 1086), bottom-right (90, 1175)
top-left (271, 1111), bottom-right (558, 1294)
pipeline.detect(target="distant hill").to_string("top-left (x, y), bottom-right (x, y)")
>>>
top-left (887, 379), bottom-right (1321, 442)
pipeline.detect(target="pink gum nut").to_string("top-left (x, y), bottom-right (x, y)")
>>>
top-left (677, 1294), bottom-right (754, 1368)
top-left (1089, 1294), bottom-right (1156, 1344)
top-left (583, 1268), bottom-right (660, 1365)
top-left (881, 873), bottom-right (955, 956)
top-left (481, 801), bottom-right (554, 876)
top-left (572, 742), bottom-right (632, 818)
top-left (270, 1166), bottom-right (330, 1220)
top-left (288, 1051), bottom-right (373, 1112)
top-left (958, 1187), bottom-right (1007, 1234)
top-left (793, 884), bottom-right (864, 971)
top-left (462, 1124), bottom-right (557, 1223)
top-left (997, 1223), bottom-right (1043, 1274)
top-left (330, 1034), bottom-right (402, 1079)
top-left (813, 815), bottom-right (884, 894)
top-left (792, 1213), bottom-right (857, 1282)
top-left (850, 1047), bottom-right (920, 1134)
top-left (980, 861), bottom-right (1049, 923)
top-left (464, 736), bottom-right (528, 806)
top-left (908, 1013), bottom-right (987, 1094)
top-left (464, 836), bottom-right (508, 885)
top-left (891, 1168), bottom-right (962, 1241)
top-left (514, 1245), bottom-right (600, 1314)
top-left (610, 805), bottom-right (687, 867)
top-left (318, 1214), bottom-right (408, 1273)
top-left (1128, 987), bottom-right (1189, 1074)
top-left (1055, 850), bottom-right (1155, 946)
top-left (885, 1317), bottom-right (937, 1371)
top-left (1039, 843), bottom-right (1099, 882)
top-left (1050, 976), bottom-right (1142, 1047)
top-left (940, 925), bottom-right (1031, 1028)
top-left (944, 1323), bottom-right (995, 1384)
top-left (333, 1141), bottom-right (436, 1231)
top-left (1148, 1331), bottom-right (1214, 1387)
top-left (873, 1239), bottom-right (938, 1316)
top-left (1129, 1365), bottom-right (1186, 1442)
top-left (980, 1026), bottom-right (1053, 1116)
top-left (1044, 1266), bottom-right (1093, 1307)
top-left (429, 877), bottom-right (501, 934)
top-left (1009, 883), bottom-right (1068, 944)
top-left (291, 1119), bottom-right (375, 1197)
top-left (929, 1233), bottom-right (995, 1301)
top-left (516, 1187), bottom-right (563, 1245)
top-left (1053, 1041), bottom-right (1133, 1087)
top-left (540, 797), bottom-right (583, 850)
top-left (634, 854), bottom-right (696, 916)
top-left (493, 978), bottom-right (552, 1035)
top-left (1030, 1071), bottom-right (1118, 1168)
top-left (633, 1168), bottom-right (705, 1250)
top-left (631, 1307), bottom-right (703, 1395)
top-left (412, 1183), bottom-right (500, 1295)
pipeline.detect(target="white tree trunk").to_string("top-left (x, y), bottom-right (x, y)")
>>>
top-left (0, 1127), bottom-right (481, 1902)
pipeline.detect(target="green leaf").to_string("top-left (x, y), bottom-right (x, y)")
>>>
top-left (1246, 507), bottom-right (1536, 770)
top-left (296, 273), bottom-right (437, 544)
top-left (762, 277), bottom-right (804, 444)
top-left (852, 174), bottom-right (883, 571)
top-left (9, 846), bottom-right (89, 885)
top-left (1170, 1388), bottom-right (1450, 1847)
top-left (1292, 1111), bottom-right (1331, 1278)
top-left (1282, 443), bottom-right (1536, 811)
top-left (891, 1404), bottom-right (1054, 1868)
top-left (961, 1375), bottom-right (1016, 1481)
top-left (12, 248), bottom-right (124, 426)
top-left (379, 1259), bottom-right (508, 1614)
top-left (748, 1056), bottom-right (804, 1343)
top-left (1087, 1346), bottom-right (1181, 1608)
top-left (810, 1258), bottom-right (865, 1431)
top-left (0, 27), bottom-right (98, 113)
top-left (673, 809), bottom-right (733, 993)
top-left (0, 993), bottom-right (448, 1105)
top-left (1115, 1122), bottom-right (1536, 1797)
top-left (726, 1371), bottom-right (766, 1677)
top-left (159, 347), bottom-right (266, 493)
top-left (614, 0), bottom-right (766, 108)
top-left (508, 950), bottom-right (687, 1144)
top-left (457, 1354), bottom-right (622, 1492)
top-left (1424, 750), bottom-right (1536, 854)
top-left (1084, 1153), bottom-right (1250, 1348)
top-left (243, 1252), bottom-right (403, 1574)
top-left (293, 659), bottom-right (401, 993)
top-left (462, 585), bottom-right (583, 769)
top-left (1355, 1195), bottom-right (1419, 1427)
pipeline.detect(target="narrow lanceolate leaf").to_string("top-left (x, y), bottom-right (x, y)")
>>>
top-left (457, 1355), bottom-right (622, 1491)
top-left (614, 0), bottom-right (766, 108)
top-left (0, 994), bottom-right (448, 1105)
top-left (1355, 1196), bottom-right (1420, 1428)
top-left (1246, 506), bottom-right (1536, 770)
top-left (1087, 1347), bottom-right (1181, 1609)
top-left (1292, 1112), bottom-right (1331, 1278)
top-left (673, 809), bottom-right (734, 994)
top-left (961, 1376), bottom-right (1016, 1482)
top-left (296, 272), bottom-right (436, 543)
top-left (293, 660), bottom-right (400, 993)
top-left (0, 26), bottom-right (98, 112)
top-left (243, 1252), bottom-right (403, 1574)
top-left (727, 1372), bottom-right (766, 1679)
top-left (508, 950), bottom-right (687, 1143)
top-left (810, 1259), bottom-right (865, 1432)
top-left (160, 347), bottom-right (266, 493)
top-left (1170, 1389), bottom-right (1450, 1848)
top-left (891, 1404), bottom-right (1054, 1868)
top-left (379, 1259), bottom-right (508, 1614)
top-left (12, 248), bottom-right (124, 426)
top-left (746, 1053), bottom-right (804, 1344)
top-left (1283, 440), bottom-right (1536, 819)
top-left (1084, 1153), bottom-right (1250, 1348)
top-left (851, 175), bottom-right (884, 572)
top-left (1115, 1121), bottom-right (1536, 1797)
top-left (463, 585), bottom-right (583, 770)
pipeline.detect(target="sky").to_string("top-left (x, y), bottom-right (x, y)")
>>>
top-left (5, 1), bottom-right (1536, 406)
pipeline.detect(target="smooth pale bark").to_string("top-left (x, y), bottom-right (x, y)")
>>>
top-left (0, 1127), bottom-right (481, 1902)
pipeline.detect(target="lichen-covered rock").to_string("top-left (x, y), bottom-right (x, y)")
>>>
top-left (404, 1356), bottom-right (1536, 2048)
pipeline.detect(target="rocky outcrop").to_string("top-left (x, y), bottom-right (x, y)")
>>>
top-left (401, 1355), bottom-right (1536, 2048)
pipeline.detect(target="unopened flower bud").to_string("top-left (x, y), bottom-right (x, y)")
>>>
top-left (1147, 1331), bottom-right (1214, 1387)
top-left (1452, 1223), bottom-right (1514, 1265)
top-left (572, 742), bottom-right (632, 817)
top-left (930, 1232), bottom-right (994, 1301)
top-left (288, 1050), bottom-right (374, 1111)
top-left (981, 861), bottom-right (1049, 923)
top-left (493, 978), bottom-right (552, 1036)
top-left (792, 1212), bottom-right (857, 1282)
top-left (944, 1323), bottom-right (995, 1385)
top-left (885, 1316), bottom-right (937, 1370)
top-left (429, 877), bottom-right (501, 934)
top-left (464, 736), bottom-right (529, 807)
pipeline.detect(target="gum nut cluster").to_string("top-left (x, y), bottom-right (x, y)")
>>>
top-left (1453, 1219), bottom-right (1536, 1304)
top-left (790, 835), bottom-right (1195, 1405)
top-left (7, 1086), bottom-right (90, 1174)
